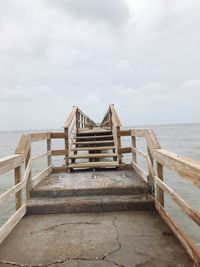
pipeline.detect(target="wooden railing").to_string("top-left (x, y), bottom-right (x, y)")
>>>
top-left (119, 128), bottom-right (200, 266)
top-left (0, 132), bottom-right (52, 244)
top-left (100, 104), bottom-right (122, 163)
top-left (0, 105), bottom-right (200, 265)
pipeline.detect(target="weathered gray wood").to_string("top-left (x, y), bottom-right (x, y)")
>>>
top-left (0, 155), bottom-right (23, 176)
top-left (31, 165), bottom-right (52, 188)
top-left (0, 204), bottom-right (26, 244)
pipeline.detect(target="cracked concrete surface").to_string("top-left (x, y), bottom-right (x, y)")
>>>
top-left (0, 211), bottom-right (192, 267)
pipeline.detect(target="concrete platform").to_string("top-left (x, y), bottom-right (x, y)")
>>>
top-left (0, 211), bottom-right (192, 267)
top-left (31, 168), bottom-right (149, 198)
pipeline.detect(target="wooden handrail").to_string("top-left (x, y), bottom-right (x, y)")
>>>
top-left (64, 106), bottom-right (78, 128)
top-left (129, 127), bottom-right (200, 265)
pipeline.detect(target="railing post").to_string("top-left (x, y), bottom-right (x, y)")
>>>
top-left (147, 146), bottom-right (154, 191)
top-left (117, 126), bottom-right (122, 164)
top-left (64, 127), bottom-right (69, 169)
top-left (25, 147), bottom-right (32, 201)
top-left (156, 162), bottom-right (164, 206)
top-left (47, 138), bottom-right (52, 166)
top-left (14, 165), bottom-right (22, 210)
top-left (131, 135), bottom-right (136, 163)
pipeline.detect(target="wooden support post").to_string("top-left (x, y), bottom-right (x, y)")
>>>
top-left (25, 148), bottom-right (32, 201)
top-left (14, 165), bottom-right (22, 210)
top-left (117, 126), bottom-right (122, 164)
top-left (64, 128), bottom-right (69, 168)
top-left (131, 136), bottom-right (136, 163)
top-left (47, 138), bottom-right (52, 166)
top-left (147, 146), bottom-right (154, 190)
top-left (156, 162), bottom-right (164, 206)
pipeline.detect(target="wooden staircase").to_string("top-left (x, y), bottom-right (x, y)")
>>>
top-left (68, 128), bottom-right (119, 170)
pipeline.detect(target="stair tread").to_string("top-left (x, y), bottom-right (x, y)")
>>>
top-left (76, 135), bottom-right (113, 139)
top-left (71, 146), bottom-right (115, 151)
top-left (68, 161), bottom-right (119, 169)
top-left (69, 153), bottom-right (117, 159)
top-left (74, 140), bottom-right (114, 144)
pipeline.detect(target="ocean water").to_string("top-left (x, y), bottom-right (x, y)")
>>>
top-left (0, 124), bottom-right (199, 248)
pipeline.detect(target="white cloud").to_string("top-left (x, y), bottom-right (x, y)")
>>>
top-left (0, 0), bottom-right (200, 130)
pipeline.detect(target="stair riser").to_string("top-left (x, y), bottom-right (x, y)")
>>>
top-left (30, 187), bottom-right (150, 198)
top-left (75, 143), bottom-right (114, 147)
top-left (27, 201), bottom-right (154, 215)
top-left (76, 137), bottom-right (114, 141)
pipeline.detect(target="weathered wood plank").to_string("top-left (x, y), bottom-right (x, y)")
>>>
top-left (52, 149), bottom-right (68, 156)
top-left (132, 147), bottom-right (147, 159)
top-left (119, 147), bottom-right (131, 154)
top-left (131, 129), bottom-right (147, 138)
top-left (51, 132), bottom-right (66, 139)
top-left (154, 176), bottom-right (200, 226)
top-left (31, 165), bottom-right (52, 188)
top-left (14, 166), bottom-right (22, 210)
top-left (30, 133), bottom-right (51, 142)
top-left (69, 161), bottom-right (119, 169)
top-left (15, 134), bottom-right (31, 160)
top-left (69, 153), bottom-right (117, 159)
top-left (0, 204), bottom-right (26, 244)
top-left (52, 166), bottom-right (68, 173)
top-left (155, 201), bottom-right (200, 266)
top-left (32, 151), bottom-right (51, 161)
top-left (64, 106), bottom-right (77, 128)
top-left (110, 104), bottom-right (121, 127)
top-left (0, 179), bottom-right (25, 206)
top-left (0, 155), bottom-right (23, 176)
top-left (156, 162), bottom-right (164, 206)
top-left (154, 149), bottom-right (200, 187)
top-left (119, 129), bottom-right (131, 136)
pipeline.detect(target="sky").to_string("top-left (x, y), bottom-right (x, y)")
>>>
top-left (0, 0), bottom-right (200, 130)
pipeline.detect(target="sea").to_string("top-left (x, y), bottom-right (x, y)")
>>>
top-left (0, 123), bottom-right (199, 249)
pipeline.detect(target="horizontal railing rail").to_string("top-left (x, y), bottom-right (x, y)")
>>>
top-left (0, 105), bottom-right (199, 266)
top-left (100, 104), bottom-right (122, 163)
top-left (117, 127), bottom-right (200, 265)
top-left (0, 131), bottom-right (53, 244)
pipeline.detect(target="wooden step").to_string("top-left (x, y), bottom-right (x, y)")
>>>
top-left (69, 153), bottom-right (117, 159)
top-left (74, 140), bottom-right (114, 145)
top-left (77, 131), bottom-right (112, 136)
top-left (76, 135), bottom-right (113, 140)
top-left (27, 194), bottom-right (154, 214)
top-left (68, 161), bottom-right (119, 169)
top-left (71, 146), bottom-right (115, 151)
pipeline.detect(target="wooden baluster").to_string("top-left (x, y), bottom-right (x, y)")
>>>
top-left (131, 136), bottom-right (136, 163)
top-left (14, 165), bottom-right (22, 210)
top-left (156, 162), bottom-right (164, 206)
top-left (47, 138), bottom-right (52, 167)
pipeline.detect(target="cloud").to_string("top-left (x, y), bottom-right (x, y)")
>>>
top-left (48, 0), bottom-right (131, 28)
top-left (0, 0), bottom-right (200, 130)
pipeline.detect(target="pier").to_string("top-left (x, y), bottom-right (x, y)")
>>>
top-left (0, 105), bottom-right (199, 266)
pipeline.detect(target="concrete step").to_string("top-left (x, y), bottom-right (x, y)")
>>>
top-left (30, 182), bottom-right (150, 198)
top-left (27, 194), bottom-right (154, 215)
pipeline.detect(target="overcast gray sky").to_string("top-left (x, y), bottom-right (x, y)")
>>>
top-left (0, 0), bottom-right (200, 130)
